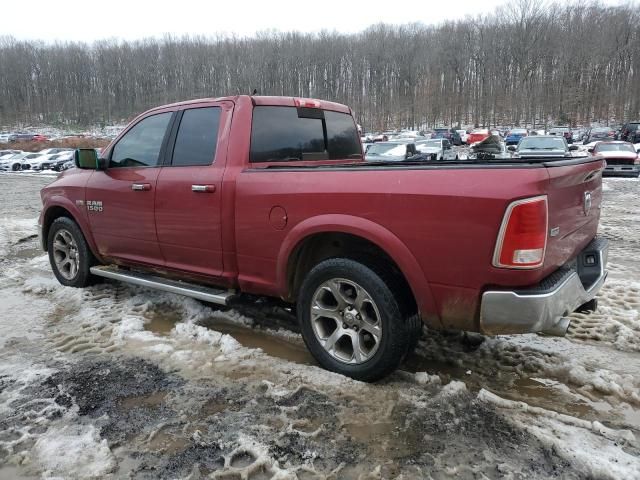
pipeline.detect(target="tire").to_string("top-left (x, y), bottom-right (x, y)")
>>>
top-left (11, 163), bottom-right (20, 171)
top-left (297, 258), bottom-right (420, 382)
top-left (47, 217), bottom-right (98, 288)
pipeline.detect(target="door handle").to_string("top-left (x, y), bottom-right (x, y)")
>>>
top-left (131, 183), bottom-right (151, 191)
top-left (192, 184), bottom-right (216, 193)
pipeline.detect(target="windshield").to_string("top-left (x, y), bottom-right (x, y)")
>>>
top-left (592, 127), bottom-right (612, 133)
top-left (519, 137), bottom-right (566, 150)
top-left (509, 129), bottom-right (527, 135)
top-left (366, 143), bottom-right (407, 156)
top-left (549, 128), bottom-right (569, 133)
top-left (595, 143), bottom-right (635, 153)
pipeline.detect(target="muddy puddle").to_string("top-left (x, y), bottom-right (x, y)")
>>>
top-left (142, 302), bottom-right (640, 433)
top-left (144, 307), bottom-right (316, 366)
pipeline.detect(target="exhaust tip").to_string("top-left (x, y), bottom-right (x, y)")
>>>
top-left (540, 317), bottom-right (571, 337)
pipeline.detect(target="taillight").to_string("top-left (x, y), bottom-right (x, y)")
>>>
top-left (493, 196), bottom-right (548, 269)
top-left (294, 98), bottom-right (321, 108)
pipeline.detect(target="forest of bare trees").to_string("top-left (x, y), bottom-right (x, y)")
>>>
top-left (0, 1), bottom-right (638, 130)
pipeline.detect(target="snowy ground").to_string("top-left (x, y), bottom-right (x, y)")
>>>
top-left (0, 173), bottom-right (638, 479)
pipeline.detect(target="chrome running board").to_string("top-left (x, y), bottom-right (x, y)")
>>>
top-left (90, 265), bottom-right (234, 305)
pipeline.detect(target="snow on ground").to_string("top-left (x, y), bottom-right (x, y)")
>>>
top-left (0, 174), bottom-right (638, 478)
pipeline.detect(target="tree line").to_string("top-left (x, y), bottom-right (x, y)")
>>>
top-left (0, 1), bottom-right (638, 131)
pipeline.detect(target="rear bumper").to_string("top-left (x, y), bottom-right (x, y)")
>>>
top-left (479, 237), bottom-right (608, 335)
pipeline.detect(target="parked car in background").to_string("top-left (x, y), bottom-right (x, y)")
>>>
top-left (619, 122), bottom-right (640, 144)
top-left (0, 149), bottom-right (21, 158)
top-left (20, 152), bottom-right (48, 170)
top-left (432, 128), bottom-right (462, 145)
top-left (510, 135), bottom-right (578, 158)
top-left (468, 135), bottom-right (511, 159)
top-left (49, 151), bottom-right (75, 171)
top-left (589, 141), bottom-right (640, 177)
top-left (583, 127), bottom-right (616, 144)
top-left (365, 141), bottom-right (417, 162)
top-left (572, 128), bottom-right (586, 143)
top-left (33, 134), bottom-right (49, 142)
top-left (13, 133), bottom-right (35, 142)
top-left (414, 138), bottom-right (457, 160)
top-left (548, 127), bottom-right (573, 143)
top-left (39, 147), bottom-right (73, 156)
top-left (456, 130), bottom-right (468, 144)
top-left (0, 134), bottom-right (15, 143)
top-left (467, 128), bottom-right (491, 144)
top-left (0, 153), bottom-right (27, 171)
top-left (505, 128), bottom-right (528, 145)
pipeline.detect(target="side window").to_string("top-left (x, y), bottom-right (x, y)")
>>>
top-left (325, 111), bottom-right (362, 160)
top-left (110, 112), bottom-right (172, 168)
top-left (171, 107), bottom-right (221, 166)
top-left (250, 106), bottom-right (326, 163)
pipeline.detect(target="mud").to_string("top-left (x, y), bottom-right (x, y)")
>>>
top-left (0, 173), bottom-right (639, 479)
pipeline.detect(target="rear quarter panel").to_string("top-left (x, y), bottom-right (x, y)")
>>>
top-left (233, 165), bottom-right (552, 330)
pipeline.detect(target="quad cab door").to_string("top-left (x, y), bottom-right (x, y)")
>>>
top-left (154, 101), bottom-right (233, 278)
top-left (85, 109), bottom-right (175, 266)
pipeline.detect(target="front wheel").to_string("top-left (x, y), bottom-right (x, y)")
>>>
top-left (297, 258), bottom-right (420, 382)
top-left (12, 163), bottom-right (20, 171)
top-left (47, 217), bottom-right (98, 287)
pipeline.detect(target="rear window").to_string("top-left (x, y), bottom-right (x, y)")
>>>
top-left (250, 106), bottom-right (361, 163)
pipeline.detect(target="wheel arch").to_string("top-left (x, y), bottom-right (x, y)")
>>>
top-left (276, 214), bottom-right (439, 326)
top-left (41, 198), bottom-right (100, 260)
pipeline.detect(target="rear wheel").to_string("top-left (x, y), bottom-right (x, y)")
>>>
top-left (47, 217), bottom-right (98, 287)
top-left (11, 163), bottom-right (20, 171)
top-left (297, 258), bottom-right (420, 382)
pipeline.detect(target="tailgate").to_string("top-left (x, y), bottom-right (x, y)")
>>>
top-left (544, 157), bottom-right (605, 271)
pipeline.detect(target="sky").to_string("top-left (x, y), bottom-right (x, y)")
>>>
top-left (1, 0), bottom-right (632, 43)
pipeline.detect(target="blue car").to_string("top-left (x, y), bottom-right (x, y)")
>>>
top-left (505, 128), bottom-right (529, 145)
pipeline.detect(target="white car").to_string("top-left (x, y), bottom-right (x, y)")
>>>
top-left (0, 149), bottom-right (22, 159)
top-left (456, 130), bottom-right (469, 144)
top-left (414, 138), bottom-right (458, 160)
top-left (0, 153), bottom-right (27, 171)
top-left (38, 147), bottom-right (73, 156)
top-left (20, 153), bottom-right (51, 170)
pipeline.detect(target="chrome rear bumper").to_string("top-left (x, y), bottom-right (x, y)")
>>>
top-left (480, 237), bottom-right (608, 336)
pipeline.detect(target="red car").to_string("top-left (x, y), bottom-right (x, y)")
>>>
top-left (467, 128), bottom-right (491, 144)
top-left (39, 95), bottom-right (608, 381)
top-left (32, 134), bottom-right (48, 142)
top-left (590, 141), bottom-right (640, 177)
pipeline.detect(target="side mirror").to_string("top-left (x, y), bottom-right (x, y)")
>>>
top-left (74, 148), bottom-right (100, 169)
top-left (587, 148), bottom-right (594, 153)
top-left (507, 145), bottom-right (516, 152)
top-left (636, 148), bottom-right (640, 154)
top-left (568, 145), bottom-right (579, 151)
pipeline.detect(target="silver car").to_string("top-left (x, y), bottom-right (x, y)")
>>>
top-left (414, 138), bottom-right (458, 160)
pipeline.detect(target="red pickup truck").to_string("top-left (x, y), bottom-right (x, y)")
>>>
top-left (39, 95), bottom-right (608, 381)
